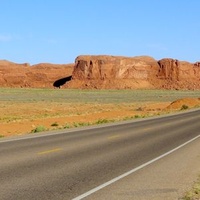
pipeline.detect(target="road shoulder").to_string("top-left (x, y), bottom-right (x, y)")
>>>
top-left (86, 137), bottom-right (200, 200)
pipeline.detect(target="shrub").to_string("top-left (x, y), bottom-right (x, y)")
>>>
top-left (181, 104), bottom-right (189, 110)
top-left (64, 124), bottom-right (71, 129)
top-left (134, 115), bottom-right (140, 118)
top-left (51, 122), bottom-right (59, 127)
top-left (73, 122), bottom-right (80, 127)
top-left (95, 119), bottom-right (110, 124)
top-left (31, 125), bottom-right (46, 133)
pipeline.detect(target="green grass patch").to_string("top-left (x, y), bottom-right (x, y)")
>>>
top-left (134, 115), bottom-right (146, 118)
top-left (134, 115), bottom-right (140, 119)
top-left (0, 134), bottom-right (4, 138)
top-left (95, 118), bottom-right (116, 124)
top-left (63, 119), bottom-right (117, 129)
top-left (63, 123), bottom-right (71, 129)
top-left (31, 125), bottom-right (46, 133)
top-left (73, 122), bottom-right (91, 127)
top-left (95, 119), bottom-right (110, 124)
top-left (123, 116), bottom-right (135, 121)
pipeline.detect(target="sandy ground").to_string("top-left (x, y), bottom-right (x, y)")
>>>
top-left (1, 98), bottom-right (200, 137)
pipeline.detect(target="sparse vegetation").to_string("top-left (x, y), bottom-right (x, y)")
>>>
top-left (123, 116), bottom-right (135, 121)
top-left (95, 118), bottom-right (116, 124)
top-left (73, 122), bottom-right (80, 127)
top-left (73, 122), bottom-right (91, 127)
top-left (64, 123), bottom-right (71, 129)
top-left (51, 122), bottom-right (59, 127)
top-left (0, 134), bottom-right (4, 138)
top-left (0, 88), bottom-right (200, 103)
top-left (134, 115), bottom-right (140, 119)
top-left (182, 176), bottom-right (200, 200)
top-left (95, 119), bottom-right (110, 124)
top-left (1, 88), bottom-right (200, 137)
top-left (134, 115), bottom-right (146, 118)
top-left (31, 125), bottom-right (46, 133)
top-left (181, 104), bottom-right (189, 110)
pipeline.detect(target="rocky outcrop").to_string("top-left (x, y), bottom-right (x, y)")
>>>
top-left (157, 58), bottom-right (200, 89)
top-left (0, 60), bottom-right (73, 88)
top-left (157, 58), bottom-right (199, 80)
top-left (68, 55), bottom-right (161, 89)
top-left (0, 55), bottom-right (200, 90)
top-left (67, 55), bottom-right (200, 89)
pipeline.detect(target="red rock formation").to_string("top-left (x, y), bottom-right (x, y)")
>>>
top-left (157, 58), bottom-right (200, 89)
top-left (67, 55), bottom-right (200, 89)
top-left (69, 55), bottom-right (160, 89)
top-left (0, 60), bottom-right (73, 88)
top-left (0, 56), bottom-right (200, 90)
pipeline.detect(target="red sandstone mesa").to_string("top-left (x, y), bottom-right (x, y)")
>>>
top-left (67, 55), bottom-right (200, 89)
top-left (0, 55), bottom-right (199, 89)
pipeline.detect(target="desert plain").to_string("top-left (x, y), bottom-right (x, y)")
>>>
top-left (1, 88), bottom-right (200, 138)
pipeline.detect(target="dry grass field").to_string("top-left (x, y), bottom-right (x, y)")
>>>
top-left (0, 88), bottom-right (200, 137)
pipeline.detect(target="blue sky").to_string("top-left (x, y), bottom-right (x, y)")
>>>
top-left (0, 0), bottom-right (200, 64)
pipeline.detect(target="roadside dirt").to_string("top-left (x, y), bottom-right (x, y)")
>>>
top-left (0, 98), bottom-right (200, 137)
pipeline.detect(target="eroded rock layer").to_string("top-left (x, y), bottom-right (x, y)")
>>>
top-left (67, 55), bottom-right (200, 89)
top-left (0, 60), bottom-right (73, 88)
top-left (0, 55), bottom-right (200, 89)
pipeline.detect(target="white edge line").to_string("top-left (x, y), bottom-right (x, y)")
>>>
top-left (72, 134), bottom-right (200, 200)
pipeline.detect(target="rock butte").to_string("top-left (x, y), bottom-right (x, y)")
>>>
top-left (0, 55), bottom-right (200, 89)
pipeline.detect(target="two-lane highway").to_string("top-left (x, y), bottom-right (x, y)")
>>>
top-left (0, 109), bottom-right (200, 200)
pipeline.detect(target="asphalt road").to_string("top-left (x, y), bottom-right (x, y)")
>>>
top-left (0, 109), bottom-right (200, 200)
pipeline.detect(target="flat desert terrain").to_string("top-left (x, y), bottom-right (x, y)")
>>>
top-left (0, 88), bottom-right (200, 137)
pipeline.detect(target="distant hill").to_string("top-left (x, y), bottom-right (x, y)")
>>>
top-left (0, 60), bottom-right (73, 88)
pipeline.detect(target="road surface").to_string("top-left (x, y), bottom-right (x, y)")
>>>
top-left (0, 109), bottom-right (200, 200)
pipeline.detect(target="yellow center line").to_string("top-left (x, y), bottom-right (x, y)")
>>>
top-left (37, 148), bottom-right (62, 155)
top-left (108, 135), bottom-right (121, 140)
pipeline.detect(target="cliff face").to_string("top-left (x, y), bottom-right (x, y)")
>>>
top-left (0, 60), bottom-right (73, 88)
top-left (69, 55), bottom-right (160, 89)
top-left (157, 59), bottom-right (200, 89)
top-left (67, 55), bottom-right (200, 89)
top-left (157, 59), bottom-right (200, 80)
top-left (0, 55), bottom-right (200, 90)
